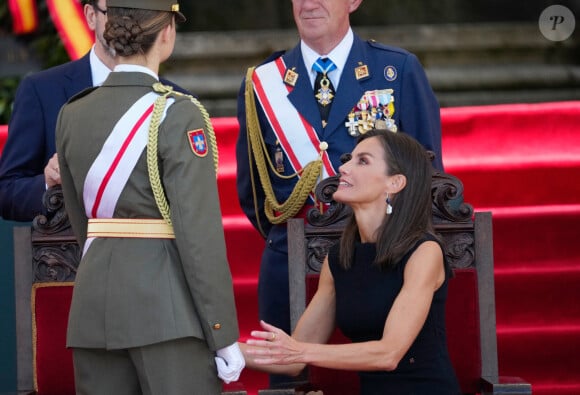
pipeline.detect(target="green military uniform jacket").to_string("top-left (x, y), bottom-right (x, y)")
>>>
top-left (56, 71), bottom-right (239, 351)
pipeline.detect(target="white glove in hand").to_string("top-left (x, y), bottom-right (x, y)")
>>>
top-left (215, 342), bottom-right (245, 384)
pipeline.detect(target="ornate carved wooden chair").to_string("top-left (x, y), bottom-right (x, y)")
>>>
top-left (13, 186), bottom-right (247, 395)
top-left (13, 187), bottom-right (77, 395)
top-left (259, 170), bottom-right (532, 395)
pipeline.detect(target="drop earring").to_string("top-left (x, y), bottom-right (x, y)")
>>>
top-left (386, 194), bottom-right (393, 215)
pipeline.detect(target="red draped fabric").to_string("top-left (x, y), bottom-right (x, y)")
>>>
top-left (441, 101), bottom-right (580, 208)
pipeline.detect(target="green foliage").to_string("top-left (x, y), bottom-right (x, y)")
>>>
top-left (30, 0), bottom-right (68, 68)
top-left (0, 77), bottom-right (21, 124)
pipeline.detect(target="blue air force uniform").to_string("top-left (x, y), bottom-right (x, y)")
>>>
top-left (236, 33), bottom-right (442, 334)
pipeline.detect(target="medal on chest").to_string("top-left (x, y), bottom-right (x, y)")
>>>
top-left (346, 89), bottom-right (397, 136)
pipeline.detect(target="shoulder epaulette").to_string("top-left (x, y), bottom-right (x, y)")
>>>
top-left (67, 86), bottom-right (98, 104)
top-left (260, 50), bottom-right (286, 66)
top-left (366, 39), bottom-right (410, 56)
top-left (153, 82), bottom-right (191, 100)
top-left (153, 83), bottom-right (204, 106)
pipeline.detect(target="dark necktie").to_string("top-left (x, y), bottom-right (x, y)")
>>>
top-left (313, 57), bottom-right (337, 127)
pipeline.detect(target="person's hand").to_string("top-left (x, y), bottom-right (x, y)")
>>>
top-left (245, 320), bottom-right (303, 365)
top-left (44, 153), bottom-right (61, 188)
top-left (215, 342), bottom-right (245, 384)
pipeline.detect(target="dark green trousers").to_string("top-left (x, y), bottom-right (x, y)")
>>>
top-left (72, 337), bottom-right (221, 395)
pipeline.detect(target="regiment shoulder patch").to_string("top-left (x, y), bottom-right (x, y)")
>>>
top-left (187, 129), bottom-right (208, 157)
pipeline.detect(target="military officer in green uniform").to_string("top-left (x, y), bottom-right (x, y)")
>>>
top-left (56, 1), bottom-right (244, 393)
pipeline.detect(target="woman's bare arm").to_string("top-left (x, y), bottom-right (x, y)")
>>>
top-left (244, 241), bottom-right (445, 372)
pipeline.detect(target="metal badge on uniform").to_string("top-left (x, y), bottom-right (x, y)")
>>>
top-left (275, 141), bottom-right (285, 173)
top-left (284, 68), bottom-right (298, 87)
top-left (345, 112), bottom-right (358, 136)
top-left (384, 66), bottom-right (397, 82)
top-left (187, 129), bottom-right (208, 157)
top-left (355, 63), bottom-right (370, 80)
top-left (346, 89), bottom-right (397, 136)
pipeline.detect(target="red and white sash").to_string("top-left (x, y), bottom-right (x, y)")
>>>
top-left (82, 92), bottom-right (173, 253)
top-left (253, 57), bottom-right (337, 180)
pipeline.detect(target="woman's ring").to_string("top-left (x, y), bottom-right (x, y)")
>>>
top-left (271, 333), bottom-right (276, 341)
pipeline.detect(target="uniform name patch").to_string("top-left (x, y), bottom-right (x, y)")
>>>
top-left (187, 129), bottom-right (208, 157)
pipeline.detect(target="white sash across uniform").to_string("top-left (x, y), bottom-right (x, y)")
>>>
top-left (82, 92), bottom-right (174, 254)
top-left (253, 57), bottom-right (337, 180)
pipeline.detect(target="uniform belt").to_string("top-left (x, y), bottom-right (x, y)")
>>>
top-left (87, 218), bottom-right (175, 239)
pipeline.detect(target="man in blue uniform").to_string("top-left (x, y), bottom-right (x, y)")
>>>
top-left (236, 0), bottom-right (443, 367)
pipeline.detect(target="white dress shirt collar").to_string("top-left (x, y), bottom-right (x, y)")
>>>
top-left (89, 45), bottom-right (112, 87)
top-left (113, 64), bottom-right (159, 80)
top-left (301, 27), bottom-right (354, 89)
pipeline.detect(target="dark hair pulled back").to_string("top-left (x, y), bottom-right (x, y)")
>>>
top-left (104, 8), bottom-right (173, 57)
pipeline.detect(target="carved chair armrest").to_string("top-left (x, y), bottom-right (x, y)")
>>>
top-left (480, 375), bottom-right (532, 395)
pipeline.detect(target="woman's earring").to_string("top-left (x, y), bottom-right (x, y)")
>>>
top-left (386, 194), bottom-right (393, 215)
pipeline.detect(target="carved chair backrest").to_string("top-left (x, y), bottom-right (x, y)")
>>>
top-left (287, 171), bottom-right (498, 394)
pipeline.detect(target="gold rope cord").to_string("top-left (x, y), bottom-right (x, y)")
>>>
top-left (244, 67), bottom-right (323, 225)
top-left (148, 83), bottom-right (220, 226)
top-left (188, 95), bottom-right (219, 176)
top-left (147, 92), bottom-right (172, 225)
top-left (246, 121), bottom-right (267, 238)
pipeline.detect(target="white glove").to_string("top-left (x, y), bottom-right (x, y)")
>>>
top-left (215, 342), bottom-right (245, 384)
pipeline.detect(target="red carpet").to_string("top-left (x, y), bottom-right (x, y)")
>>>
top-left (2, 101), bottom-right (579, 394)
top-left (441, 101), bottom-right (580, 395)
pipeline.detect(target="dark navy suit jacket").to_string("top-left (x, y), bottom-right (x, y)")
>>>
top-left (0, 53), bottom-right (187, 221)
top-left (0, 53), bottom-right (92, 221)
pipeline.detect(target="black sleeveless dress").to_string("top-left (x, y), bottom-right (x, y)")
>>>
top-left (328, 235), bottom-right (461, 395)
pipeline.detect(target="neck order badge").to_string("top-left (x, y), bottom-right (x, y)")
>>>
top-left (313, 57), bottom-right (337, 107)
top-left (313, 57), bottom-right (337, 127)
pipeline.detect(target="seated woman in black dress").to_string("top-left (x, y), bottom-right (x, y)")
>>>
top-left (242, 129), bottom-right (461, 394)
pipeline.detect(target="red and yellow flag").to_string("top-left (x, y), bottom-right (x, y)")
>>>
top-left (8, 0), bottom-right (94, 60)
top-left (47, 0), bottom-right (94, 60)
top-left (8, 0), bottom-right (39, 34)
